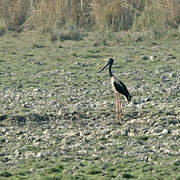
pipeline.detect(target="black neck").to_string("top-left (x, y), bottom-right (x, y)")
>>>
top-left (109, 63), bottom-right (113, 77)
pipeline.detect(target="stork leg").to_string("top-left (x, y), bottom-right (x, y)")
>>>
top-left (117, 93), bottom-right (122, 123)
top-left (117, 93), bottom-right (122, 115)
top-left (115, 93), bottom-right (119, 122)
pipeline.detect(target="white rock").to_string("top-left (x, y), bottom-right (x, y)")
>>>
top-left (37, 152), bottom-right (43, 158)
top-left (161, 129), bottom-right (169, 135)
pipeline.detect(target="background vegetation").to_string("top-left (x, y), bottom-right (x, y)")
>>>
top-left (0, 0), bottom-right (180, 36)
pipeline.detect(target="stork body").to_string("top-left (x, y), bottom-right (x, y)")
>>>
top-left (98, 58), bottom-right (131, 123)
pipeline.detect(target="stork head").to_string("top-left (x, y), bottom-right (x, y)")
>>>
top-left (98, 58), bottom-right (114, 73)
top-left (108, 58), bottom-right (114, 65)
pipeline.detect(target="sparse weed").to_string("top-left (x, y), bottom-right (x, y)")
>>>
top-left (0, 19), bottom-right (6, 36)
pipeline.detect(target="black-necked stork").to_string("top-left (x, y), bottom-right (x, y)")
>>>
top-left (98, 58), bottom-right (131, 123)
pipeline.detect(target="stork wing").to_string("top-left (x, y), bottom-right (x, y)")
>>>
top-left (114, 81), bottom-right (131, 101)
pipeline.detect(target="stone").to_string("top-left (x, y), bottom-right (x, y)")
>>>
top-left (161, 129), bottom-right (170, 135)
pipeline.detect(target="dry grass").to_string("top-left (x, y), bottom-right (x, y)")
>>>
top-left (132, 0), bottom-right (179, 31)
top-left (91, 0), bottom-right (144, 31)
top-left (1, 0), bottom-right (30, 32)
top-left (0, 0), bottom-right (179, 34)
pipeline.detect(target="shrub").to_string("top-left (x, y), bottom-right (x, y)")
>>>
top-left (49, 25), bottom-right (83, 42)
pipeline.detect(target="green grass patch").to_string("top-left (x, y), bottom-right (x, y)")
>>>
top-left (0, 29), bottom-right (179, 180)
top-left (0, 171), bottom-right (12, 177)
top-left (136, 135), bottom-right (149, 141)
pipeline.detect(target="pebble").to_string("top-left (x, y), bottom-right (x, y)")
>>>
top-left (149, 55), bottom-right (157, 60)
top-left (173, 159), bottom-right (180, 166)
top-left (14, 150), bottom-right (21, 158)
top-left (141, 55), bottom-right (149, 60)
top-left (161, 129), bottom-right (170, 135)
top-left (37, 152), bottom-right (43, 158)
top-left (172, 129), bottom-right (180, 136)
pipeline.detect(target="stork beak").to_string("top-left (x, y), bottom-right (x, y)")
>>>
top-left (97, 62), bottom-right (109, 73)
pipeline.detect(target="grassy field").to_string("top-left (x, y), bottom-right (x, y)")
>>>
top-left (0, 30), bottom-right (180, 179)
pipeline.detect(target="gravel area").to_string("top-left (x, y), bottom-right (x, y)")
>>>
top-left (0, 32), bottom-right (179, 179)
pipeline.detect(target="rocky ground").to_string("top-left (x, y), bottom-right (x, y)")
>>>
top-left (0, 31), bottom-right (179, 179)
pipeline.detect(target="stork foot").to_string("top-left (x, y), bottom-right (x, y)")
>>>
top-left (113, 120), bottom-right (122, 125)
